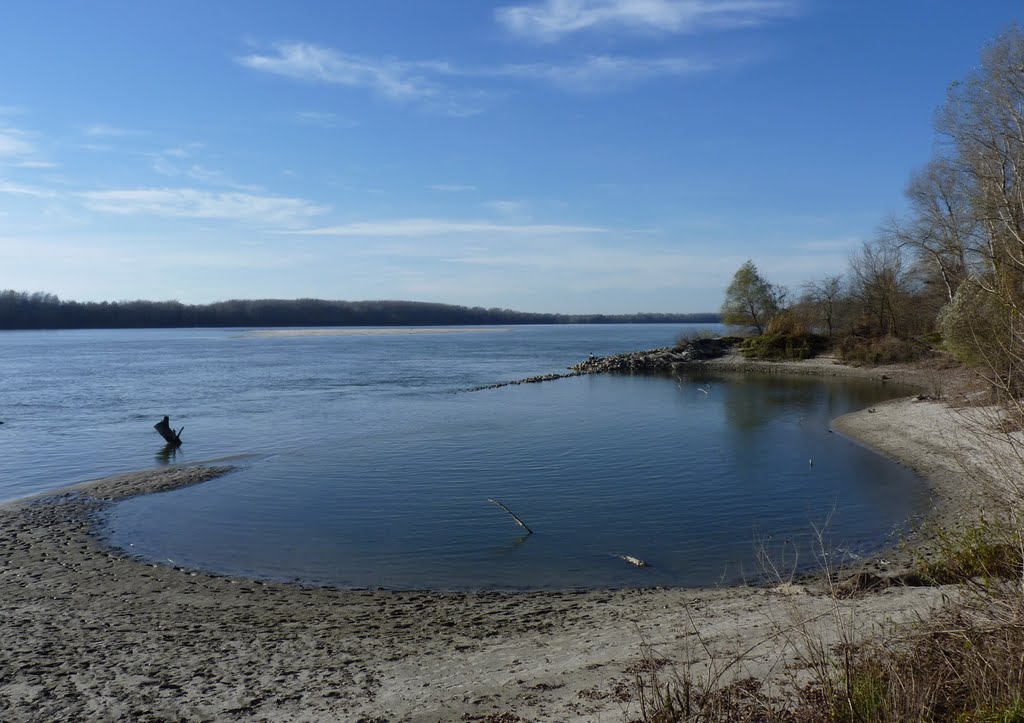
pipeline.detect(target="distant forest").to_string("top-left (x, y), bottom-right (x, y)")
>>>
top-left (0, 291), bottom-right (719, 330)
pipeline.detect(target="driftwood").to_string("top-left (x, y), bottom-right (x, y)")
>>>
top-left (615, 554), bottom-right (650, 568)
top-left (487, 499), bottom-right (533, 535)
top-left (154, 416), bottom-right (183, 446)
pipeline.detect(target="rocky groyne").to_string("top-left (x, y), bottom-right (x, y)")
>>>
top-left (468, 336), bottom-right (739, 391)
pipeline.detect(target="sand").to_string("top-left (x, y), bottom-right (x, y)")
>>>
top-left (0, 358), bottom-right (987, 722)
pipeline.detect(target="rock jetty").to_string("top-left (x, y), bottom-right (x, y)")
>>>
top-left (468, 336), bottom-right (739, 391)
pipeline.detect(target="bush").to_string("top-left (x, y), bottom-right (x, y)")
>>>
top-left (916, 520), bottom-right (1023, 585)
top-left (938, 282), bottom-right (1011, 368)
top-left (739, 332), bottom-right (828, 361)
top-left (835, 335), bottom-right (931, 365)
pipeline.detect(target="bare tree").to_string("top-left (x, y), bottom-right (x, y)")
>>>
top-left (800, 275), bottom-right (843, 337)
top-left (937, 26), bottom-right (1024, 308)
top-left (895, 157), bottom-right (980, 302)
top-left (848, 239), bottom-right (911, 336)
top-left (925, 26), bottom-right (1024, 392)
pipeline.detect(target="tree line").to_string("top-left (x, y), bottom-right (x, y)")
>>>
top-left (722, 25), bottom-right (1024, 375)
top-left (0, 291), bottom-right (719, 330)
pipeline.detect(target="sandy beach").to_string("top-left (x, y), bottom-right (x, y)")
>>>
top-left (0, 357), bottom-right (985, 721)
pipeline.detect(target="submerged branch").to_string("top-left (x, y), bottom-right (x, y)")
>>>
top-left (487, 499), bottom-right (533, 535)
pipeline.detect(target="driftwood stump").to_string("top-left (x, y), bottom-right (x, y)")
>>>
top-left (154, 415), bottom-right (183, 446)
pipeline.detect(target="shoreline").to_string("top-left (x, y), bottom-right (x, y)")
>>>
top-left (0, 356), bottom-right (981, 721)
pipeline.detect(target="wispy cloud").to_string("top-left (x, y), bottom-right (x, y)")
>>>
top-left (238, 43), bottom-right (435, 100)
top-left (14, 159), bottom-right (57, 169)
top-left (294, 218), bottom-right (606, 237)
top-left (484, 200), bottom-right (528, 215)
top-left (497, 54), bottom-right (710, 90)
top-left (292, 110), bottom-right (357, 128)
top-left (78, 188), bottom-right (328, 226)
top-left (0, 126), bottom-right (54, 168)
top-left (155, 159), bottom-right (259, 191)
top-left (146, 144), bottom-right (261, 192)
top-left (0, 129), bottom-right (35, 158)
top-left (0, 180), bottom-right (58, 197)
top-left (239, 41), bottom-right (716, 108)
top-left (84, 124), bottom-right (141, 138)
top-left (496, 0), bottom-right (798, 40)
top-left (428, 184), bottom-right (477, 192)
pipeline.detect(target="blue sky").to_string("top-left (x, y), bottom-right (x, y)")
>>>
top-left (1, 1), bottom-right (1021, 313)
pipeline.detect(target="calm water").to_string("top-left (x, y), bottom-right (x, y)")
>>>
top-left (0, 325), bottom-right (928, 590)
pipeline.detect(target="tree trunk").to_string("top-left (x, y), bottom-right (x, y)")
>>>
top-left (154, 416), bottom-right (183, 446)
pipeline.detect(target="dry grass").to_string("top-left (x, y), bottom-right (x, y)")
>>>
top-left (629, 319), bottom-right (1024, 722)
top-left (629, 485), bottom-right (1024, 721)
top-left (836, 335), bottom-right (933, 365)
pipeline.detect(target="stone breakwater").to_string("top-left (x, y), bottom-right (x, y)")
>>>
top-left (468, 337), bottom-right (740, 391)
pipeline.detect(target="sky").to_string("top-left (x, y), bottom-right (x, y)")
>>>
top-left (1, 1), bottom-right (1021, 314)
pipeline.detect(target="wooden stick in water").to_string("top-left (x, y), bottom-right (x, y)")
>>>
top-left (616, 554), bottom-right (649, 568)
top-left (487, 499), bottom-right (533, 535)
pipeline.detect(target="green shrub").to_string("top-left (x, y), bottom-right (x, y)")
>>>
top-left (739, 332), bottom-right (828, 360)
top-left (917, 521), bottom-right (1023, 585)
top-left (938, 282), bottom-right (1012, 368)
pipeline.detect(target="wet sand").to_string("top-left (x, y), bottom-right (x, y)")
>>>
top-left (0, 359), bottom-right (984, 721)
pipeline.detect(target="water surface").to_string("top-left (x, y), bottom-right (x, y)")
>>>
top-left (0, 325), bottom-right (927, 590)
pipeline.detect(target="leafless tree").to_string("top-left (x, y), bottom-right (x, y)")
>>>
top-left (894, 157), bottom-right (981, 302)
top-left (848, 239), bottom-right (912, 336)
top-left (800, 275), bottom-right (843, 337)
top-left (937, 26), bottom-right (1024, 308)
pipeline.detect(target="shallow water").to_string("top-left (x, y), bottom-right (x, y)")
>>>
top-left (0, 325), bottom-right (927, 590)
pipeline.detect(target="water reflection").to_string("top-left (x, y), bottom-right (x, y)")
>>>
top-left (699, 373), bottom-right (915, 432)
top-left (156, 444), bottom-right (181, 465)
top-left (497, 534), bottom-right (533, 556)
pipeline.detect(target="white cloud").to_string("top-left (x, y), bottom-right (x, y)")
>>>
top-left (78, 188), bottom-right (328, 226)
top-left (295, 218), bottom-right (606, 237)
top-left (85, 124), bottom-right (140, 138)
top-left (484, 200), bottom-right (528, 215)
top-left (496, 0), bottom-right (798, 40)
top-left (292, 110), bottom-right (358, 128)
top-left (147, 144), bottom-right (260, 192)
top-left (0, 129), bottom-right (34, 157)
top-left (429, 184), bottom-right (477, 192)
top-left (0, 180), bottom-right (58, 198)
top-left (0, 127), bottom-right (54, 167)
top-left (14, 160), bottom-right (57, 169)
top-left (239, 41), bottom-right (717, 108)
top-left (238, 43), bottom-right (434, 100)
top-left (498, 54), bottom-right (709, 90)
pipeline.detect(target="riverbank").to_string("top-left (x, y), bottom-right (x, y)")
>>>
top-left (0, 357), bottom-right (986, 721)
